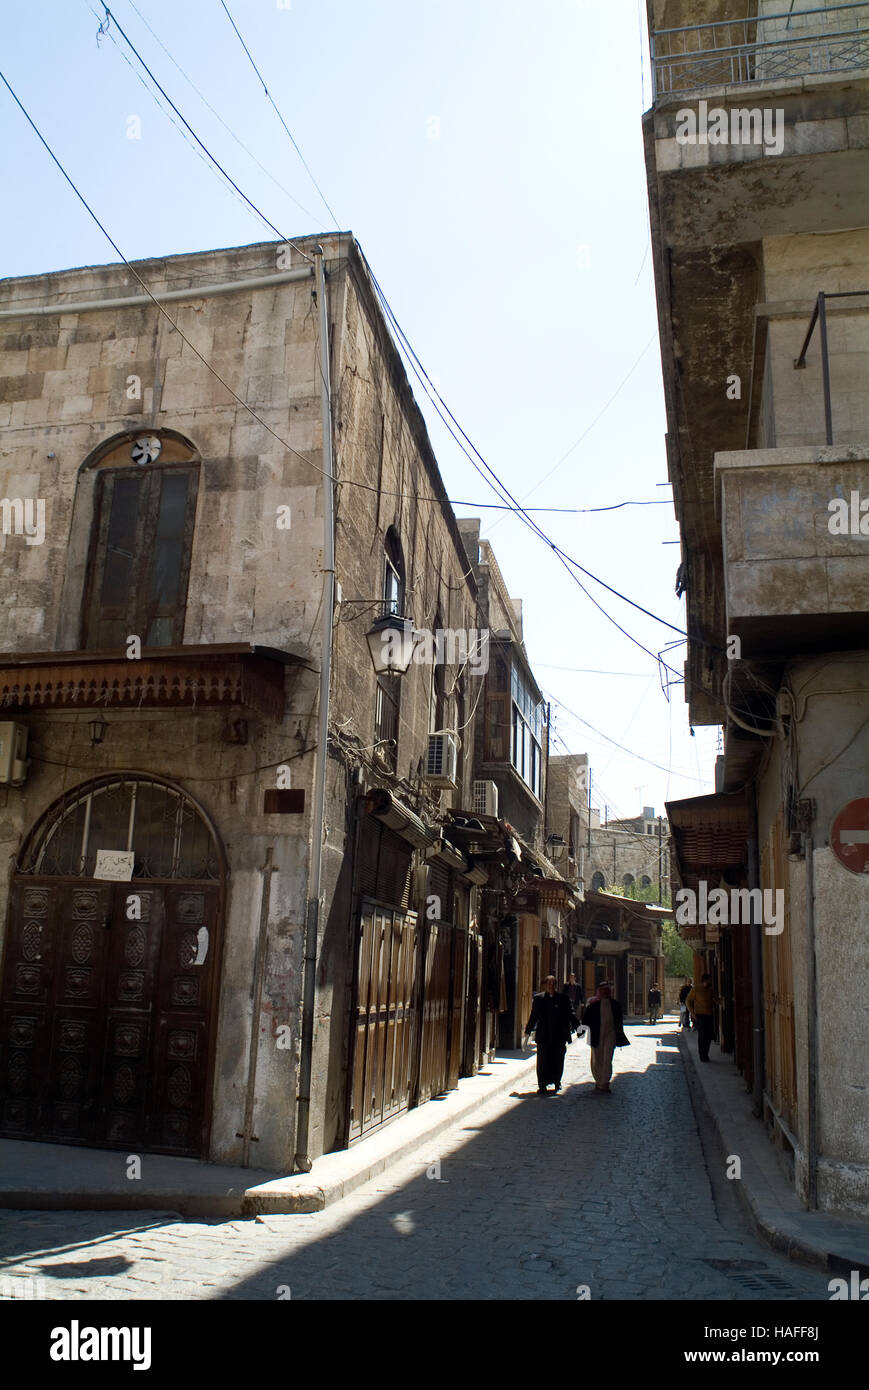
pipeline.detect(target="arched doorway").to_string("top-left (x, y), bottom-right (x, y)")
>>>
top-left (0, 775), bottom-right (225, 1158)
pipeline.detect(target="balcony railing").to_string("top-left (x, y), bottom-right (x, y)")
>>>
top-left (651, 3), bottom-right (869, 100)
top-left (793, 290), bottom-right (869, 443)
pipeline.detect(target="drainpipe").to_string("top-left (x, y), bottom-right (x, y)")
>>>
top-left (0, 266), bottom-right (314, 318)
top-left (747, 835), bottom-right (765, 1119)
top-left (805, 831), bottom-right (819, 1209)
top-left (293, 247), bottom-right (336, 1173)
top-left (239, 846), bottom-right (276, 1168)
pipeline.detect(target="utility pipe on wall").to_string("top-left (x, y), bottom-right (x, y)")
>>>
top-left (747, 835), bottom-right (765, 1120)
top-left (805, 831), bottom-right (819, 1209)
top-left (293, 247), bottom-right (336, 1174)
top-left (0, 266), bottom-right (313, 318)
top-left (240, 845), bottom-right (277, 1168)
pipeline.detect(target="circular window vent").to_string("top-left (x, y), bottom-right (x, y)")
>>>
top-left (130, 434), bottom-right (162, 465)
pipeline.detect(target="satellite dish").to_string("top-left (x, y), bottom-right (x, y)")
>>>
top-left (131, 434), bottom-right (162, 465)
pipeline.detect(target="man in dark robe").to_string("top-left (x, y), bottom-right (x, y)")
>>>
top-left (524, 975), bottom-right (578, 1094)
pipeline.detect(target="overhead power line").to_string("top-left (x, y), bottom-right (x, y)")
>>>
top-left (83, 10), bottom-right (691, 667)
top-left (359, 248), bottom-right (686, 678)
top-left (3, 54), bottom-right (688, 681)
top-left (219, 0), bottom-right (341, 231)
top-left (96, 4), bottom-right (314, 261)
top-left (544, 689), bottom-right (710, 784)
top-left (122, 0), bottom-right (327, 228)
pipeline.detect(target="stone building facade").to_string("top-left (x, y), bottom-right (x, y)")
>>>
top-left (0, 232), bottom-right (574, 1172)
top-left (646, 0), bottom-right (869, 1214)
top-left (584, 805), bottom-right (671, 898)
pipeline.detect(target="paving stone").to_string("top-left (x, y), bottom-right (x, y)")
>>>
top-left (0, 1024), bottom-right (832, 1300)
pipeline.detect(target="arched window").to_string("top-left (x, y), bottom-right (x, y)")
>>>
top-left (641, 875), bottom-right (651, 888)
top-left (375, 528), bottom-right (406, 772)
top-left (622, 873), bottom-right (635, 887)
top-left (17, 776), bottom-right (221, 880)
top-left (383, 527), bottom-right (405, 616)
top-left (430, 607), bottom-right (445, 734)
top-left (80, 432), bottom-right (199, 649)
top-left (591, 871), bottom-right (605, 893)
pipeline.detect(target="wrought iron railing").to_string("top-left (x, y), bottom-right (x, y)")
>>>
top-left (793, 290), bottom-right (869, 444)
top-left (651, 3), bottom-right (869, 99)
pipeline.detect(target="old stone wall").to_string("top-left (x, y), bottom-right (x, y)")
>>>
top-left (0, 237), bottom-right (335, 1169)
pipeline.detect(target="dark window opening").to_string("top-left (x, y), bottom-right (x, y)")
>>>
top-left (83, 463), bottom-right (198, 649)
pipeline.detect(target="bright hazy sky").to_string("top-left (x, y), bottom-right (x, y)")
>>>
top-left (1, 0), bottom-right (719, 826)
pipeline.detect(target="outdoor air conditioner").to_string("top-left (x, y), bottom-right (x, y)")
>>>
top-left (0, 722), bottom-right (29, 786)
top-left (426, 732), bottom-right (459, 788)
top-left (473, 779), bottom-right (499, 817)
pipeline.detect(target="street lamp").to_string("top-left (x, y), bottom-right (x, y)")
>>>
top-left (545, 834), bottom-right (566, 863)
top-left (365, 613), bottom-right (415, 676)
top-left (88, 718), bottom-right (107, 746)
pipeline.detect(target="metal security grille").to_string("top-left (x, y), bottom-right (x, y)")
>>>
top-left (17, 777), bottom-right (220, 881)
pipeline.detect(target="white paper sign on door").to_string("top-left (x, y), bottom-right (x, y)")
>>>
top-left (93, 850), bottom-right (134, 881)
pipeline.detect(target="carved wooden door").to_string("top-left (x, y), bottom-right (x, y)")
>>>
top-left (0, 880), bottom-right (113, 1146)
top-left (0, 878), bottom-right (220, 1158)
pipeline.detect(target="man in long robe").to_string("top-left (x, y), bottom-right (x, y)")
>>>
top-left (525, 975), bottom-right (578, 1094)
top-left (582, 980), bottom-right (630, 1092)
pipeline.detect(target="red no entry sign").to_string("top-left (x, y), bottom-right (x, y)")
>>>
top-left (831, 798), bottom-right (869, 875)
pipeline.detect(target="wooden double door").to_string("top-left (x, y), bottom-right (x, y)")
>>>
top-left (348, 905), bottom-right (467, 1144)
top-left (0, 877), bottom-right (220, 1157)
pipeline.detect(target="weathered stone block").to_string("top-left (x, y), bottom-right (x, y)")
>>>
top-left (0, 373), bottom-right (44, 403)
top-left (791, 118), bottom-right (848, 155)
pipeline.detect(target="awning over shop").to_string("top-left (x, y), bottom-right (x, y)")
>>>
top-left (665, 790), bottom-right (753, 892)
top-left (363, 787), bottom-right (438, 850)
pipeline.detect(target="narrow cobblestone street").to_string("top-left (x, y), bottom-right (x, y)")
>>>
top-left (0, 1020), bottom-right (830, 1301)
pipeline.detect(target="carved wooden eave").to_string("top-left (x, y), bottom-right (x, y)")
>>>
top-left (0, 644), bottom-right (310, 721)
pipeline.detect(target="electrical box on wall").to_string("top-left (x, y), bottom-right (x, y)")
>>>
top-left (0, 723), bottom-right (29, 786)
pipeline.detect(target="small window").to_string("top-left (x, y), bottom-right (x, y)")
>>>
top-left (591, 871), bottom-right (605, 893)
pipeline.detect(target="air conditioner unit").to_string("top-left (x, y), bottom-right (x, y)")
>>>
top-left (0, 722), bottom-right (29, 786)
top-left (473, 779), bottom-right (499, 817)
top-left (426, 732), bottom-right (458, 788)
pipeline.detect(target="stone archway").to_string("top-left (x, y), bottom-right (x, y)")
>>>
top-left (0, 774), bottom-right (225, 1158)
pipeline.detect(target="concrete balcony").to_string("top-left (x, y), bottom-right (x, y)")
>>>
top-left (651, 4), bottom-right (869, 102)
top-left (716, 443), bottom-right (869, 655)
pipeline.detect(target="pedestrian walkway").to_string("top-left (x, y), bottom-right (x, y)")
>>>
top-left (0, 1021), bottom-right (830, 1300)
top-left (0, 1051), bottom-right (538, 1217)
top-left (677, 1019), bottom-right (869, 1276)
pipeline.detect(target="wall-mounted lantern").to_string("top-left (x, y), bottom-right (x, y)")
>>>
top-left (365, 613), bottom-right (414, 676)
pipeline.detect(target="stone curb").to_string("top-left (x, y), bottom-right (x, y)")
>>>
top-left (678, 1028), bottom-right (869, 1279)
top-left (0, 1053), bottom-right (539, 1219)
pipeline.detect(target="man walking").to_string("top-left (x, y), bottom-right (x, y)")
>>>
top-left (582, 980), bottom-right (630, 1093)
top-left (565, 971), bottom-right (584, 1016)
top-left (648, 980), bottom-right (662, 1025)
top-left (525, 975), bottom-right (578, 1094)
top-left (678, 977), bottom-right (693, 1028)
top-left (686, 973), bottom-right (717, 1062)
